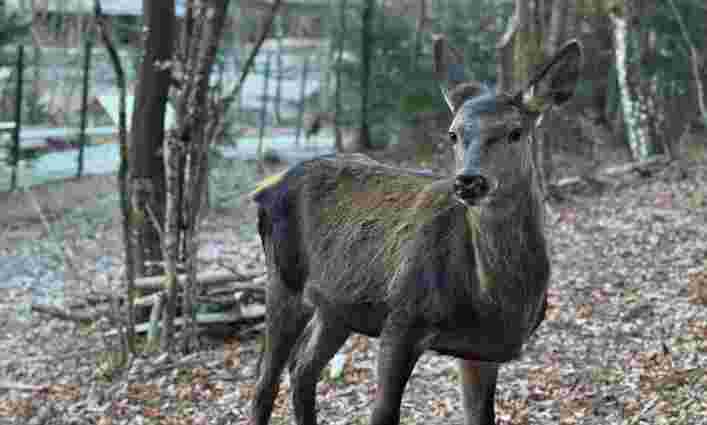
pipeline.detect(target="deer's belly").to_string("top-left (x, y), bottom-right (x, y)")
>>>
top-left (428, 324), bottom-right (527, 364)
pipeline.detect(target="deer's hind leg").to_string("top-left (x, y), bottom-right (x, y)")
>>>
top-left (290, 309), bottom-right (350, 425)
top-left (251, 276), bottom-right (310, 425)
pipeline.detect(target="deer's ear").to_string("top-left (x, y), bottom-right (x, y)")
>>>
top-left (522, 39), bottom-right (583, 113)
top-left (433, 35), bottom-right (466, 112)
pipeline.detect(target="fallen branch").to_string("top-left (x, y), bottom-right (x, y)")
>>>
top-left (0, 349), bottom-right (105, 367)
top-left (601, 155), bottom-right (668, 177)
top-left (553, 155), bottom-right (670, 189)
top-left (105, 303), bottom-right (265, 337)
top-left (133, 270), bottom-right (261, 292)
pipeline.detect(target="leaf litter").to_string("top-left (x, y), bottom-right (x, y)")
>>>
top-left (0, 164), bottom-right (705, 424)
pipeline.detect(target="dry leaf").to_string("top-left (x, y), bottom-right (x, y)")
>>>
top-left (495, 398), bottom-right (528, 425)
top-left (128, 383), bottom-right (160, 401)
top-left (48, 383), bottom-right (81, 401)
top-left (654, 191), bottom-right (674, 209)
top-left (575, 303), bottom-right (593, 320)
top-left (0, 399), bottom-right (33, 417)
top-left (96, 416), bottom-right (113, 425)
top-left (143, 406), bottom-right (161, 417)
top-left (528, 366), bottom-right (561, 400)
top-left (429, 398), bottom-right (451, 417)
top-left (687, 269), bottom-right (707, 305)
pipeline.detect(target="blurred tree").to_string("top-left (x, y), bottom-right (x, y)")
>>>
top-left (357, 0), bottom-right (375, 150)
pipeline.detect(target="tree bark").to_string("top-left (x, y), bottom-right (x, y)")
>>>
top-left (130, 0), bottom-right (176, 276)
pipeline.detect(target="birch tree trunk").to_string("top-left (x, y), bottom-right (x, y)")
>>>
top-left (609, 1), bottom-right (651, 160)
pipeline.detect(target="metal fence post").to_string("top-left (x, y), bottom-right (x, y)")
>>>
top-left (77, 32), bottom-right (93, 178)
top-left (257, 52), bottom-right (272, 164)
top-left (294, 55), bottom-right (309, 148)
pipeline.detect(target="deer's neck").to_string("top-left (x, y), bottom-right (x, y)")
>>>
top-left (466, 181), bottom-right (549, 307)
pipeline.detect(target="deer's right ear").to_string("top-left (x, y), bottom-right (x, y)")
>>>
top-left (433, 35), bottom-right (466, 112)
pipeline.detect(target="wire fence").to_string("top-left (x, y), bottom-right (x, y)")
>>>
top-left (0, 41), bottom-right (330, 192)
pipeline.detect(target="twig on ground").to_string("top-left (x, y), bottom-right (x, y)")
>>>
top-left (31, 303), bottom-right (97, 324)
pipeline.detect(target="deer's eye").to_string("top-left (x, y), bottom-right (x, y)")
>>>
top-left (448, 131), bottom-right (458, 144)
top-left (508, 128), bottom-right (523, 143)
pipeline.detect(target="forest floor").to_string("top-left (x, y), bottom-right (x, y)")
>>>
top-left (0, 155), bottom-right (706, 425)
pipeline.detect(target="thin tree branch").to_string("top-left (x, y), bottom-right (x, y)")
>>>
top-left (95, 0), bottom-right (136, 352)
top-left (218, 0), bottom-right (283, 116)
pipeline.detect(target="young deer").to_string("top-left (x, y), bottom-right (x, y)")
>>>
top-left (250, 36), bottom-right (582, 425)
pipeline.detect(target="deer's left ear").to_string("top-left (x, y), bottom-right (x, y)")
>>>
top-left (521, 40), bottom-right (583, 114)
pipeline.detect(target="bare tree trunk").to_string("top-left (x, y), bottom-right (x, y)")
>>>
top-left (545, 0), bottom-right (566, 56)
top-left (496, 1), bottom-right (519, 93)
top-left (130, 0), bottom-right (176, 276)
top-left (161, 0), bottom-right (231, 353)
top-left (504, 0), bottom-right (550, 193)
top-left (668, 0), bottom-right (707, 126)
top-left (334, 0), bottom-right (347, 152)
top-left (411, 0), bottom-right (426, 69)
top-left (357, 0), bottom-right (375, 151)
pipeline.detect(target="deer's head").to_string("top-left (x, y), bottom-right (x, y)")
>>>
top-left (433, 36), bottom-right (582, 207)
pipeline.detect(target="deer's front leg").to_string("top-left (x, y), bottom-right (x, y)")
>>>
top-left (459, 359), bottom-right (499, 425)
top-left (370, 324), bottom-right (424, 425)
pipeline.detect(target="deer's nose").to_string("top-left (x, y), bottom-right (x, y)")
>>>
top-left (454, 174), bottom-right (490, 204)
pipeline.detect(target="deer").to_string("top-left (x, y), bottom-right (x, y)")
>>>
top-left (249, 35), bottom-right (582, 425)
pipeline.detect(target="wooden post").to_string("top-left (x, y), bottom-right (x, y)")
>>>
top-left (294, 55), bottom-right (309, 148)
top-left (77, 32), bottom-right (93, 178)
top-left (10, 45), bottom-right (24, 192)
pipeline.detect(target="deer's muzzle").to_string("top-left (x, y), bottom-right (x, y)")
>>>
top-left (454, 174), bottom-right (490, 205)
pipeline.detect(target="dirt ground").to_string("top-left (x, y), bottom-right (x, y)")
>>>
top-left (0, 156), bottom-right (706, 425)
